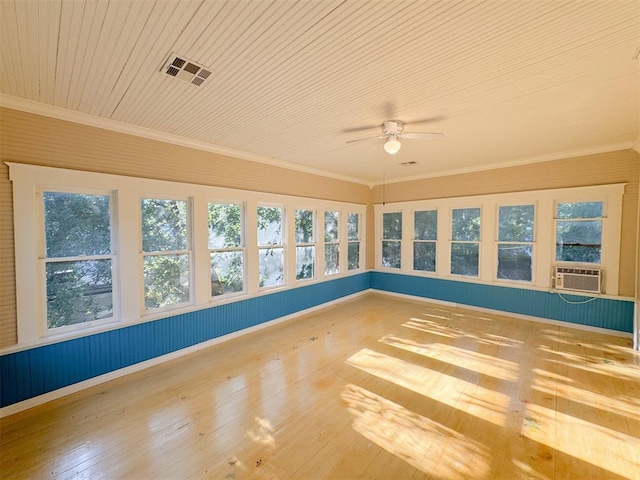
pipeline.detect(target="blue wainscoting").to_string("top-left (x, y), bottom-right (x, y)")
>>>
top-left (0, 273), bottom-right (370, 408)
top-left (2, 271), bottom-right (633, 409)
top-left (371, 272), bottom-right (634, 333)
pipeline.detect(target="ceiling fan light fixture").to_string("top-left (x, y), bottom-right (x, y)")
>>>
top-left (384, 137), bottom-right (401, 155)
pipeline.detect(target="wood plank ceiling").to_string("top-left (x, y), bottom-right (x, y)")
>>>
top-left (1, 0), bottom-right (638, 184)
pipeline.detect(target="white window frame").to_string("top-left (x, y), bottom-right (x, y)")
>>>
top-left (257, 203), bottom-right (286, 290)
top-left (139, 195), bottom-right (193, 314)
top-left (450, 206), bottom-right (482, 278)
top-left (8, 163), bottom-right (366, 348)
top-left (553, 200), bottom-right (604, 267)
top-left (323, 210), bottom-right (341, 276)
top-left (381, 211), bottom-right (403, 269)
top-left (374, 183), bottom-right (625, 296)
top-left (347, 211), bottom-right (362, 271)
top-left (495, 203), bottom-right (536, 284)
top-left (294, 207), bottom-right (316, 282)
top-left (38, 186), bottom-right (120, 338)
top-left (208, 200), bottom-right (246, 299)
top-left (412, 209), bottom-right (438, 274)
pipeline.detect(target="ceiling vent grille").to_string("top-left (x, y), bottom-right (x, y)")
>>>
top-left (162, 53), bottom-right (212, 86)
top-left (400, 161), bottom-right (418, 166)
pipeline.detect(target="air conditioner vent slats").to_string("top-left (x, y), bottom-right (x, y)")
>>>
top-left (162, 53), bottom-right (212, 87)
top-left (555, 267), bottom-right (602, 294)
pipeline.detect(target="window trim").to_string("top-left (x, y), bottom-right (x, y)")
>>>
top-left (412, 209), bottom-right (438, 274)
top-left (139, 195), bottom-right (193, 314)
top-left (494, 203), bottom-right (536, 284)
top-left (323, 210), bottom-right (341, 276)
top-left (450, 206), bottom-right (482, 278)
top-left (208, 200), bottom-right (247, 299)
top-left (374, 183), bottom-right (625, 295)
top-left (8, 163), bottom-right (366, 347)
top-left (257, 203), bottom-right (286, 289)
top-left (38, 187), bottom-right (120, 338)
top-left (347, 211), bottom-right (362, 271)
top-left (294, 208), bottom-right (316, 282)
top-left (553, 200), bottom-right (604, 267)
top-left (381, 211), bottom-right (403, 269)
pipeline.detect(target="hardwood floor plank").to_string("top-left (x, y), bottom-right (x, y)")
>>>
top-left (2, 294), bottom-right (639, 479)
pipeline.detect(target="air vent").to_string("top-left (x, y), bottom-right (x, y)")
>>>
top-left (162, 53), bottom-right (212, 86)
top-left (400, 161), bottom-right (418, 166)
top-left (555, 267), bottom-right (602, 294)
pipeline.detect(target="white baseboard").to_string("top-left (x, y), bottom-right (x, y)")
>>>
top-left (0, 290), bottom-right (367, 418)
top-left (370, 289), bottom-right (633, 339)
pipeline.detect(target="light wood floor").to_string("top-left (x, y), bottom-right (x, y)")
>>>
top-left (2, 294), bottom-right (640, 479)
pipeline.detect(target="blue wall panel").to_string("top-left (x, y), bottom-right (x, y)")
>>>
top-left (1, 274), bottom-right (370, 408)
top-left (2, 270), bottom-right (632, 409)
top-left (370, 272), bottom-right (633, 333)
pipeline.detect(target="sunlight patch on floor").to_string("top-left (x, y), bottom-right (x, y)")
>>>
top-left (341, 383), bottom-right (490, 477)
top-left (379, 335), bottom-right (519, 381)
top-left (346, 348), bottom-right (510, 426)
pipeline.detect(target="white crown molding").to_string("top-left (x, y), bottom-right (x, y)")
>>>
top-left (0, 94), bottom-right (370, 186)
top-left (370, 142), bottom-right (636, 187)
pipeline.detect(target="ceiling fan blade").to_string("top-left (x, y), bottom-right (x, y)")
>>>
top-left (342, 124), bottom-right (382, 134)
top-left (400, 132), bottom-right (444, 140)
top-left (345, 135), bottom-right (385, 145)
top-left (405, 115), bottom-right (447, 125)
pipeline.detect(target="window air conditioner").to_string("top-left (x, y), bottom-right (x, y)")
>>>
top-left (554, 267), bottom-right (602, 294)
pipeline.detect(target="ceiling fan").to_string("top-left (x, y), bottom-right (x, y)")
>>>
top-left (346, 120), bottom-right (444, 155)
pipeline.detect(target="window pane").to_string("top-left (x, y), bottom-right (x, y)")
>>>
top-left (46, 260), bottom-right (113, 328)
top-left (413, 242), bottom-right (436, 272)
top-left (497, 244), bottom-right (532, 281)
top-left (325, 244), bottom-right (339, 275)
top-left (296, 246), bottom-right (315, 280)
top-left (143, 254), bottom-right (190, 309)
top-left (383, 212), bottom-right (402, 239)
top-left (414, 210), bottom-right (437, 240)
top-left (556, 220), bottom-right (602, 263)
top-left (324, 211), bottom-right (339, 242)
top-left (347, 213), bottom-right (359, 241)
top-left (257, 206), bottom-right (282, 245)
top-left (452, 208), bottom-right (480, 241)
top-left (557, 201), bottom-right (603, 219)
top-left (348, 242), bottom-right (360, 270)
top-left (451, 243), bottom-right (479, 276)
top-left (499, 205), bottom-right (534, 242)
top-left (211, 251), bottom-right (243, 296)
top-left (382, 241), bottom-right (401, 268)
top-left (259, 248), bottom-right (284, 287)
top-left (44, 192), bottom-right (111, 257)
top-left (141, 198), bottom-right (187, 252)
top-left (295, 209), bottom-right (314, 243)
top-left (208, 203), bottom-right (241, 248)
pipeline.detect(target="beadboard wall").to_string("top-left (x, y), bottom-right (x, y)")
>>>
top-left (1, 106), bottom-right (639, 351)
top-left (371, 149), bottom-right (640, 298)
top-left (0, 107), bottom-right (371, 347)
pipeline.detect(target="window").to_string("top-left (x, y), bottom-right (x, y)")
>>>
top-left (324, 211), bottom-right (340, 275)
top-left (451, 207), bottom-right (480, 276)
top-left (43, 191), bottom-right (115, 330)
top-left (13, 164), bottom-right (369, 344)
top-left (497, 205), bottom-right (534, 281)
top-left (295, 209), bottom-right (315, 280)
top-left (141, 198), bottom-right (191, 311)
top-left (208, 202), bottom-right (244, 296)
top-left (555, 201), bottom-right (603, 264)
top-left (413, 210), bottom-right (437, 272)
top-left (347, 212), bottom-right (361, 270)
top-left (257, 205), bottom-right (284, 287)
top-left (382, 212), bottom-right (402, 268)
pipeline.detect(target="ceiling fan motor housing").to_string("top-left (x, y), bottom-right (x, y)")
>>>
top-left (382, 120), bottom-right (404, 136)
